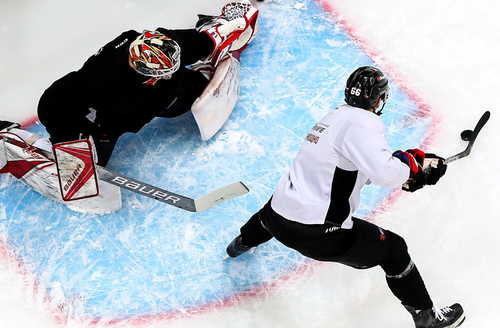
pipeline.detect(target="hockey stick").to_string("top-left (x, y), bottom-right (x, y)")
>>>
top-left (444, 111), bottom-right (490, 164)
top-left (96, 166), bottom-right (249, 212)
top-left (0, 133), bottom-right (249, 212)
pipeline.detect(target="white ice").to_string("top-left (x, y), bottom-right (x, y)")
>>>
top-left (0, 0), bottom-right (499, 327)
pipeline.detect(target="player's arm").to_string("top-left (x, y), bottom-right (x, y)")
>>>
top-left (392, 150), bottom-right (447, 192)
top-left (339, 122), bottom-right (409, 189)
top-left (156, 28), bottom-right (214, 65)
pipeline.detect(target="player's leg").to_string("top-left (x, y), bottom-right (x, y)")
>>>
top-left (381, 231), bottom-right (434, 310)
top-left (226, 200), bottom-right (274, 258)
top-left (318, 218), bottom-right (464, 328)
top-left (380, 229), bottom-right (465, 328)
top-left (227, 200), bottom-right (354, 259)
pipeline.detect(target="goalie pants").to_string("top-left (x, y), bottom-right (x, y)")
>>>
top-left (239, 200), bottom-right (434, 310)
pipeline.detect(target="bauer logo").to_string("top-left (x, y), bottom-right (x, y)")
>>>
top-left (111, 176), bottom-right (181, 203)
top-left (63, 163), bottom-right (84, 192)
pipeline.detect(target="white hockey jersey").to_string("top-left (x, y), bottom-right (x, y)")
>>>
top-left (271, 104), bottom-right (410, 229)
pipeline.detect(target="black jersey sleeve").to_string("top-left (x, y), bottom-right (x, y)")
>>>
top-left (156, 28), bottom-right (213, 66)
top-left (79, 30), bottom-right (139, 79)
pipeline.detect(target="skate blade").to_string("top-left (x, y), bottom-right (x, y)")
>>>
top-left (454, 314), bottom-right (466, 328)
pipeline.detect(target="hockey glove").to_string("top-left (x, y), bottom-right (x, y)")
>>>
top-left (423, 153), bottom-right (447, 185)
top-left (197, 2), bottom-right (259, 67)
top-left (393, 149), bottom-right (427, 192)
top-left (406, 148), bottom-right (425, 166)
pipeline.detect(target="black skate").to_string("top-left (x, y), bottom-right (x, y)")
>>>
top-left (0, 120), bottom-right (21, 132)
top-left (225, 235), bottom-right (251, 259)
top-left (405, 303), bottom-right (465, 328)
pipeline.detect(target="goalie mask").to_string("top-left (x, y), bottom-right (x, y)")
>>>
top-left (129, 30), bottom-right (181, 80)
top-left (345, 66), bottom-right (390, 115)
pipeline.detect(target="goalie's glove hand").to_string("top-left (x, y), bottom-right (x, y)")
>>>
top-left (197, 2), bottom-right (258, 67)
top-left (393, 149), bottom-right (427, 192)
top-left (423, 153), bottom-right (447, 185)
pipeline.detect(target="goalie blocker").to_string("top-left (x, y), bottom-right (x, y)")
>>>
top-left (53, 139), bottom-right (99, 201)
top-left (0, 130), bottom-right (121, 213)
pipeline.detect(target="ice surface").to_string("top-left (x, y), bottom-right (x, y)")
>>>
top-left (0, 0), bottom-right (499, 327)
top-left (2, 0), bottom-right (428, 320)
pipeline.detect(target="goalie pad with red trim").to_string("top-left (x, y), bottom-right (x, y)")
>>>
top-left (197, 1), bottom-right (259, 67)
top-left (191, 54), bottom-right (240, 141)
top-left (0, 139), bottom-right (7, 174)
top-left (0, 131), bottom-right (121, 213)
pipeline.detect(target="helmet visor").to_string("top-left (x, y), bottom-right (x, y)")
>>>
top-left (129, 30), bottom-right (181, 79)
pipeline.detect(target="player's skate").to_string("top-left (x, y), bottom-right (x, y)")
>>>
top-left (405, 303), bottom-right (465, 328)
top-left (224, 235), bottom-right (251, 259)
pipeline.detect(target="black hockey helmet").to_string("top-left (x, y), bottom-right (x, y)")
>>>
top-left (344, 66), bottom-right (390, 115)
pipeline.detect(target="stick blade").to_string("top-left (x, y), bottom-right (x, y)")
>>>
top-left (470, 110), bottom-right (490, 143)
top-left (194, 181), bottom-right (249, 212)
top-left (445, 111), bottom-right (490, 164)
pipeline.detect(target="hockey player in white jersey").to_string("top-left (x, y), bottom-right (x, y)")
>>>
top-left (226, 67), bottom-right (465, 328)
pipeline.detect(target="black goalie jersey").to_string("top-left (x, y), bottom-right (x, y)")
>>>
top-left (38, 28), bottom-right (213, 143)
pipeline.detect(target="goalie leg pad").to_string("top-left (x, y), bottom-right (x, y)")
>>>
top-left (191, 54), bottom-right (240, 141)
top-left (0, 139), bottom-right (7, 173)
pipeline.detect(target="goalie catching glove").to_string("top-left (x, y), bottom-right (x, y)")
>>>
top-left (196, 1), bottom-right (259, 67)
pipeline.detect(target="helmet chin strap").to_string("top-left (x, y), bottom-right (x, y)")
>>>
top-left (374, 98), bottom-right (386, 116)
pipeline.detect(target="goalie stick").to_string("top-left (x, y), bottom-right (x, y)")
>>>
top-left (0, 133), bottom-right (249, 212)
top-left (444, 111), bottom-right (490, 164)
top-left (96, 166), bottom-right (249, 212)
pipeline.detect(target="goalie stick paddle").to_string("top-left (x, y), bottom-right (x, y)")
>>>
top-left (96, 166), bottom-right (249, 212)
top-left (444, 111), bottom-right (490, 164)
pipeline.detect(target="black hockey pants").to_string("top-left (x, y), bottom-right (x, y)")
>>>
top-left (239, 200), bottom-right (433, 310)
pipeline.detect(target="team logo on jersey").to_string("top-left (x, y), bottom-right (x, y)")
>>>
top-left (325, 226), bottom-right (340, 233)
top-left (115, 38), bottom-right (129, 49)
top-left (306, 133), bottom-right (319, 144)
top-left (311, 123), bottom-right (329, 133)
top-left (307, 123), bottom-right (329, 144)
top-left (378, 227), bottom-right (386, 240)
